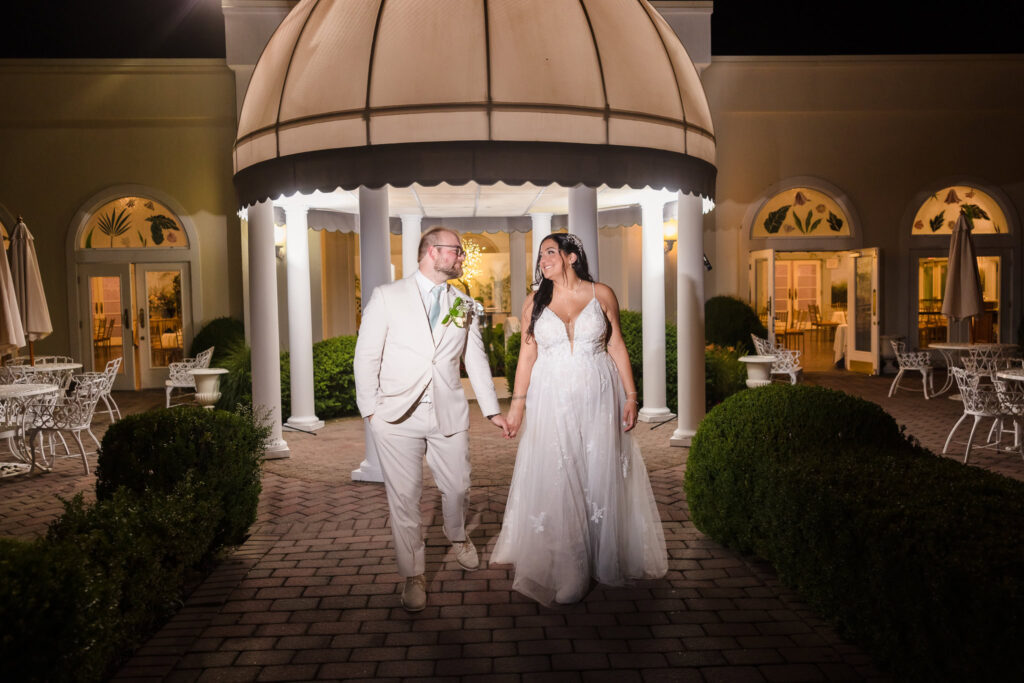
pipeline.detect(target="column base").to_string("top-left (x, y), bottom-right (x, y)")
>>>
top-left (262, 438), bottom-right (290, 460)
top-left (351, 459), bottom-right (384, 483)
top-left (638, 407), bottom-right (676, 423)
top-left (286, 416), bottom-right (325, 432)
top-left (669, 427), bottom-right (696, 448)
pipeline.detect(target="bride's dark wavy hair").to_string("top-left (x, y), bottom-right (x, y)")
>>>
top-left (527, 233), bottom-right (594, 337)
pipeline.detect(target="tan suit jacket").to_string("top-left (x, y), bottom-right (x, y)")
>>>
top-left (354, 276), bottom-right (500, 436)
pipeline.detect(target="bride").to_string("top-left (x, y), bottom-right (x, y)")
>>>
top-left (491, 233), bottom-right (668, 605)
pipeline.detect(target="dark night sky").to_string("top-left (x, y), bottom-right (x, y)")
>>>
top-left (1, 1), bottom-right (1021, 59)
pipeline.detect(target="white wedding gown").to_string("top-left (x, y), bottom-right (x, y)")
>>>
top-left (492, 293), bottom-right (668, 605)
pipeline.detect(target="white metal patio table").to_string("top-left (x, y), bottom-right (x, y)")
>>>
top-left (0, 383), bottom-right (61, 476)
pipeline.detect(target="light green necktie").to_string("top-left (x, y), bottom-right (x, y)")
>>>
top-left (428, 284), bottom-right (444, 329)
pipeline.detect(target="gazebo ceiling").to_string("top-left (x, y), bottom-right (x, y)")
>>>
top-left (234, 0), bottom-right (716, 210)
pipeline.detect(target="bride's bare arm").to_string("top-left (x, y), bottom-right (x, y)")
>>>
top-left (596, 283), bottom-right (639, 431)
top-left (507, 294), bottom-right (538, 438)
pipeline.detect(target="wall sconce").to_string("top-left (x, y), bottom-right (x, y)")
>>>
top-left (274, 224), bottom-right (286, 261)
top-left (663, 219), bottom-right (678, 254)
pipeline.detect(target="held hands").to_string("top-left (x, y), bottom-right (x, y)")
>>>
top-left (489, 413), bottom-right (512, 439)
top-left (505, 401), bottom-right (525, 439)
top-left (622, 392), bottom-right (638, 432)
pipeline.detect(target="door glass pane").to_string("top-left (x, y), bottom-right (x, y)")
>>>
top-left (775, 262), bottom-right (791, 328)
top-left (854, 255), bottom-right (872, 351)
top-left (916, 256), bottom-right (1000, 345)
top-left (146, 270), bottom-right (183, 368)
top-left (754, 258), bottom-right (769, 326)
top-left (89, 276), bottom-right (124, 373)
top-left (976, 256), bottom-right (1000, 343)
top-left (917, 258), bottom-right (948, 347)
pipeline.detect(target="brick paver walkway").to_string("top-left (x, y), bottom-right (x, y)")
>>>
top-left (3, 371), bottom-right (1021, 682)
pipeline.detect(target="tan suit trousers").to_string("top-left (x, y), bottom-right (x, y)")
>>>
top-left (370, 401), bottom-right (470, 577)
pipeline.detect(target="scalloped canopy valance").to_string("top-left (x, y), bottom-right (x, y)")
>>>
top-left (233, 0), bottom-right (716, 209)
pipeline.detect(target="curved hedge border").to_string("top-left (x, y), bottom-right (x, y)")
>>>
top-left (685, 385), bottom-right (1024, 681)
top-left (0, 407), bottom-right (267, 682)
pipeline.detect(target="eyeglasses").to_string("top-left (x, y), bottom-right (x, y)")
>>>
top-left (434, 244), bottom-right (466, 257)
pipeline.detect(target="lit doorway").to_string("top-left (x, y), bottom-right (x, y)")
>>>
top-left (916, 255), bottom-right (1002, 346)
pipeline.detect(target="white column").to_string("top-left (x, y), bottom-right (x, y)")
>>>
top-left (283, 205), bottom-right (324, 432)
top-left (671, 192), bottom-right (706, 446)
top-left (530, 213), bottom-right (552, 279)
top-left (352, 186), bottom-right (390, 483)
top-left (509, 230), bottom-right (527, 319)
top-left (568, 184), bottom-right (599, 280)
top-left (400, 214), bottom-right (422, 280)
top-left (247, 200), bottom-right (289, 457)
top-left (638, 193), bottom-right (675, 423)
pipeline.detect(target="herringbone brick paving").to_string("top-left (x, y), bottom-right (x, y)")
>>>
top-left (2, 370), bottom-right (1021, 681)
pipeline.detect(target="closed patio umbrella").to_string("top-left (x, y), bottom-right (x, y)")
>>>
top-left (941, 212), bottom-right (983, 324)
top-left (0, 229), bottom-right (26, 356)
top-left (8, 217), bottom-right (52, 363)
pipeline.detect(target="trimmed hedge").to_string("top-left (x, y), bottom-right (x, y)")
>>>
top-left (189, 316), bottom-right (244, 366)
top-left (217, 336), bottom-right (360, 419)
top-left (685, 384), bottom-right (1024, 681)
top-left (1, 407), bottom-right (266, 681)
top-left (96, 406), bottom-right (265, 547)
top-left (505, 332), bottom-right (521, 394)
top-left (1, 478), bottom-right (219, 682)
top-left (703, 344), bottom-right (746, 410)
top-left (281, 336), bottom-right (359, 419)
top-left (704, 295), bottom-right (766, 353)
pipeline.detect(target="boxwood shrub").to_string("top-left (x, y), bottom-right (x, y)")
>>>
top-left (281, 335), bottom-right (358, 419)
top-left (685, 384), bottom-right (1024, 680)
top-left (96, 406), bottom-right (266, 548)
top-left (704, 295), bottom-right (766, 353)
top-left (189, 316), bottom-right (244, 366)
top-left (0, 478), bottom-right (218, 682)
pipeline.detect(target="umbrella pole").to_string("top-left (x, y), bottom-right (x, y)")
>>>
top-left (28, 340), bottom-right (34, 366)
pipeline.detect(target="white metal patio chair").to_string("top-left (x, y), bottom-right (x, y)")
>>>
top-left (888, 339), bottom-right (934, 399)
top-left (23, 375), bottom-right (105, 474)
top-left (35, 355), bottom-right (75, 364)
top-left (165, 346), bottom-right (214, 408)
top-left (943, 367), bottom-right (1006, 464)
top-left (992, 379), bottom-right (1024, 461)
top-left (74, 357), bottom-right (122, 422)
top-left (750, 333), bottom-right (802, 385)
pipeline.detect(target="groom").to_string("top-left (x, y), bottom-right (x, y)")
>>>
top-left (354, 226), bottom-right (509, 612)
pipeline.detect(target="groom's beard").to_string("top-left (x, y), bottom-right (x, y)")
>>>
top-left (435, 262), bottom-right (462, 280)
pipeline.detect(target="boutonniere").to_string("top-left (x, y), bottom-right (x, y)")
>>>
top-left (441, 296), bottom-right (484, 328)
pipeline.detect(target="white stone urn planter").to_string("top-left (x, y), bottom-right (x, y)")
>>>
top-left (188, 367), bottom-right (229, 409)
top-left (739, 355), bottom-right (775, 388)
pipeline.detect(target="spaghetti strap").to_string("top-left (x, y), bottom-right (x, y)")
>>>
top-left (591, 282), bottom-right (596, 297)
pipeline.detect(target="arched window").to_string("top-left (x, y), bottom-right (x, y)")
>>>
top-left (79, 196), bottom-right (190, 249)
top-left (751, 187), bottom-right (852, 238)
top-left (910, 185), bottom-right (1008, 235)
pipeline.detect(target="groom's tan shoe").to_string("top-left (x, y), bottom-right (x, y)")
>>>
top-left (452, 538), bottom-right (479, 571)
top-left (401, 575), bottom-right (427, 612)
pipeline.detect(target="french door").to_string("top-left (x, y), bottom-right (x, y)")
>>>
top-left (78, 262), bottom-right (192, 389)
top-left (79, 264), bottom-right (134, 390)
top-left (844, 248), bottom-right (880, 375)
top-left (749, 249), bottom-right (776, 343)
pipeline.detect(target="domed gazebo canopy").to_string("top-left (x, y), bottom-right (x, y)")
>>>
top-left (233, 0), bottom-right (716, 209)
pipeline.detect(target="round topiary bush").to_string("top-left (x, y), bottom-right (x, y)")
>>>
top-left (96, 406), bottom-right (267, 548)
top-left (189, 316), bottom-right (244, 366)
top-left (704, 295), bottom-right (767, 353)
top-left (685, 384), bottom-right (903, 553)
top-left (685, 384), bottom-right (1024, 681)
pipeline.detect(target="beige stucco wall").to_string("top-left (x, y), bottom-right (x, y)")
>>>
top-left (703, 54), bottom-right (1024, 340)
top-left (0, 59), bottom-right (243, 358)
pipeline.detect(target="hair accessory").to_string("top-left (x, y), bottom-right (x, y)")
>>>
top-left (563, 233), bottom-right (585, 252)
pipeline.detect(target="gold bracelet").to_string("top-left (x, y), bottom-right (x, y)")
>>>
top-left (510, 395), bottom-right (526, 401)
top-left (626, 391), bottom-right (638, 397)
top-left (625, 398), bottom-right (638, 405)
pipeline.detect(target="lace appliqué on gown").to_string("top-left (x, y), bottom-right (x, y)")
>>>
top-left (491, 296), bottom-right (668, 606)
